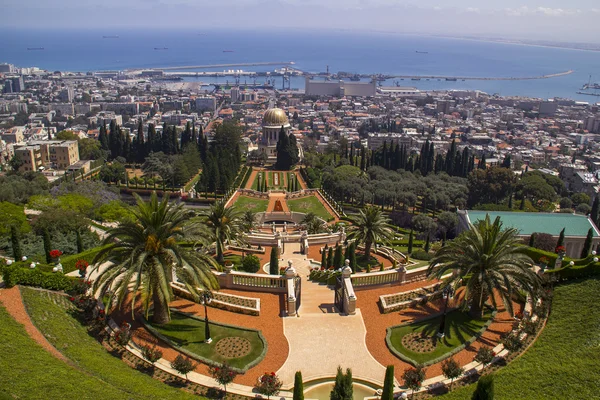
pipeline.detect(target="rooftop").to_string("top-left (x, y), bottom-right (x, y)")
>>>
top-left (465, 211), bottom-right (599, 237)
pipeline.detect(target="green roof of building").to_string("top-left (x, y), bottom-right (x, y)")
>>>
top-left (466, 211), bottom-right (599, 237)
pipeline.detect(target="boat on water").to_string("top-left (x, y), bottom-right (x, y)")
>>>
top-left (577, 91), bottom-right (600, 97)
top-left (103, 35), bottom-right (119, 39)
top-left (411, 78), bottom-right (421, 81)
top-left (223, 50), bottom-right (234, 53)
top-left (446, 78), bottom-right (457, 81)
top-left (416, 51), bottom-right (429, 54)
top-left (154, 47), bottom-right (168, 50)
top-left (27, 47), bottom-right (44, 50)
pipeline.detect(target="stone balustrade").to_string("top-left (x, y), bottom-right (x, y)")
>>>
top-left (171, 282), bottom-right (261, 315)
top-left (351, 265), bottom-right (430, 289)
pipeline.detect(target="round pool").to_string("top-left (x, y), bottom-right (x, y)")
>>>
top-left (304, 381), bottom-right (379, 400)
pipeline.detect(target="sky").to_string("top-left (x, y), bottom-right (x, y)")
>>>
top-left (2, 0), bottom-right (599, 42)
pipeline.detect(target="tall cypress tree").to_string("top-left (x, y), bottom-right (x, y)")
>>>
top-left (10, 226), bottom-right (22, 261)
top-left (269, 247), bottom-right (279, 275)
top-left (135, 119), bottom-right (145, 163)
top-left (349, 242), bottom-right (357, 272)
top-left (407, 229), bottom-right (414, 254)
top-left (590, 195), bottom-right (599, 227)
top-left (275, 127), bottom-right (293, 170)
top-left (556, 227), bottom-right (565, 249)
top-left (381, 366), bottom-right (394, 400)
top-left (181, 121), bottom-right (192, 149)
top-left (333, 245), bottom-right (343, 269)
top-left (76, 229), bottom-right (84, 253)
top-left (581, 228), bottom-right (593, 258)
top-left (327, 247), bottom-right (334, 269)
top-left (98, 122), bottom-right (109, 151)
top-left (293, 371), bottom-right (304, 400)
top-left (42, 228), bottom-right (52, 264)
top-left (321, 247), bottom-right (328, 269)
top-left (445, 139), bottom-right (456, 173)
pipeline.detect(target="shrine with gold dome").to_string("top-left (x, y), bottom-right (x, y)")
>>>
top-left (259, 107), bottom-right (292, 162)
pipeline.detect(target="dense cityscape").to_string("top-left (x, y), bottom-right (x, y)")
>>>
top-left (1, 48), bottom-right (599, 400)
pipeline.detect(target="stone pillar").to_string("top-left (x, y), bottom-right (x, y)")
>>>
top-left (286, 260), bottom-right (297, 317)
top-left (342, 261), bottom-right (356, 315)
top-left (398, 264), bottom-right (407, 283)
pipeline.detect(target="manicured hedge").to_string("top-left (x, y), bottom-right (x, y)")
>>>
top-left (2, 264), bottom-right (77, 291)
top-left (545, 259), bottom-right (600, 281)
top-left (60, 246), bottom-right (108, 274)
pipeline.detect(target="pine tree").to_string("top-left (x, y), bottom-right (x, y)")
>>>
top-left (293, 371), bottom-right (304, 400)
top-left (407, 229), bottom-right (414, 254)
top-left (270, 247), bottom-right (279, 275)
top-left (381, 366), bottom-right (394, 400)
top-left (581, 228), bottom-right (593, 258)
top-left (10, 226), bottom-right (22, 261)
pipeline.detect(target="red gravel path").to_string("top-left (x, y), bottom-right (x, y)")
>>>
top-left (0, 286), bottom-right (69, 362)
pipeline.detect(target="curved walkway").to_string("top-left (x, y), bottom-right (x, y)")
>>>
top-left (0, 286), bottom-right (69, 362)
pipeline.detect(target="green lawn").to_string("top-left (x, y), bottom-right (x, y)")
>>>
top-left (287, 195), bottom-right (333, 221)
top-left (441, 278), bottom-right (600, 399)
top-left (148, 310), bottom-right (265, 370)
top-left (232, 195), bottom-right (269, 212)
top-left (388, 309), bottom-right (493, 365)
top-left (19, 287), bottom-right (197, 400)
top-left (251, 172), bottom-right (264, 190)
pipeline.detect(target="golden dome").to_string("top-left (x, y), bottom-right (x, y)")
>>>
top-left (262, 108), bottom-right (290, 127)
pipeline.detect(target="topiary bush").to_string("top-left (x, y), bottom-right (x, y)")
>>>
top-left (2, 264), bottom-right (77, 291)
top-left (240, 254), bottom-right (260, 273)
top-left (411, 249), bottom-right (433, 261)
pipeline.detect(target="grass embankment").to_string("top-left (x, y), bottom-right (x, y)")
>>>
top-left (233, 195), bottom-right (269, 212)
top-left (149, 311), bottom-right (265, 370)
top-left (19, 287), bottom-right (198, 400)
top-left (287, 195), bottom-right (333, 221)
top-left (441, 278), bottom-right (600, 399)
top-left (388, 309), bottom-right (493, 365)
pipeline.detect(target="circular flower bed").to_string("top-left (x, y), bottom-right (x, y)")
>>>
top-left (214, 337), bottom-right (251, 359)
top-left (401, 332), bottom-right (438, 353)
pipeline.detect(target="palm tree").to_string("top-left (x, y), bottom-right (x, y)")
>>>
top-left (347, 206), bottom-right (394, 260)
top-left (300, 212), bottom-right (326, 234)
top-left (241, 210), bottom-right (258, 233)
top-left (200, 202), bottom-right (245, 264)
top-left (428, 215), bottom-right (541, 318)
top-left (92, 193), bottom-right (219, 324)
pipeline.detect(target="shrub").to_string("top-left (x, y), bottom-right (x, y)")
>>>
top-left (531, 232), bottom-right (555, 252)
top-left (254, 372), bottom-right (283, 399)
top-left (240, 254), bottom-right (260, 273)
top-left (293, 371), bottom-right (304, 400)
top-left (140, 344), bottom-right (163, 365)
top-left (522, 319), bottom-right (538, 335)
top-left (472, 374), bottom-right (494, 400)
top-left (2, 264), bottom-right (77, 291)
top-left (474, 346), bottom-right (495, 370)
top-left (381, 365), bottom-right (394, 400)
top-left (502, 334), bottom-right (523, 352)
top-left (412, 249), bottom-right (432, 261)
top-left (114, 322), bottom-right (132, 346)
top-left (402, 366), bottom-right (426, 396)
top-left (170, 354), bottom-right (196, 381)
top-left (441, 358), bottom-right (464, 388)
top-left (208, 363), bottom-right (238, 395)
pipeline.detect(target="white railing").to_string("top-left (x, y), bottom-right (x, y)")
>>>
top-left (230, 271), bottom-right (287, 291)
top-left (351, 269), bottom-right (400, 287)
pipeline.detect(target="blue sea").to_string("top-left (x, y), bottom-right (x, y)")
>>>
top-left (2, 28), bottom-right (600, 101)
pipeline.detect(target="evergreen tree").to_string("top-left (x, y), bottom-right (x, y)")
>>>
top-left (581, 228), bottom-right (593, 258)
top-left (528, 233), bottom-right (535, 247)
top-left (471, 375), bottom-right (494, 400)
top-left (381, 366), bottom-right (394, 400)
top-left (333, 245), bottom-right (343, 269)
top-left (519, 195), bottom-right (525, 210)
top-left (98, 122), bottom-right (109, 151)
top-left (191, 124), bottom-right (197, 146)
top-left (591, 195), bottom-right (600, 227)
top-left (76, 229), bottom-right (84, 253)
top-left (343, 245), bottom-right (351, 267)
top-left (269, 247), bottom-right (279, 275)
top-left (327, 247), bottom-right (334, 268)
top-left (360, 147), bottom-right (366, 171)
top-left (407, 229), bottom-right (414, 254)
top-left (42, 228), bottom-right (52, 264)
top-left (330, 367), bottom-right (353, 400)
top-left (10, 226), bottom-right (22, 261)
top-left (170, 126), bottom-right (179, 154)
top-left (135, 119), bottom-right (146, 163)
top-left (445, 139), bottom-right (456, 173)
top-left (501, 154), bottom-right (512, 169)
top-left (321, 247), bottom-right (328, 269)
top-left (275, 127), bottom-right (295, 170)
top-left (293, 371), bottom-right (304, 400)
top-left (424, 233), bottom-right (431, 253)
top-left (556, 227), bottom-right (565, 250)
top-left (349, 242), bottom-right (357, 272)
top-left (181, 121), bottom-right (192, 149)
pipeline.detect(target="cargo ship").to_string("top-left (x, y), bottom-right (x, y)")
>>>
top-left (103, 35), bottom-right (119, 39)
top-left (154, 47), bottom-right (168, 50)
top-left (223, 50), bottom-right (234, 53)
top-left (27, 47), bottom-right (44, 50)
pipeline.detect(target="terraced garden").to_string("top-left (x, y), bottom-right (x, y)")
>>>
top-left (233, 195), bottom-right (269, 212)
top-left (287, 195), bottom-right (333, 221)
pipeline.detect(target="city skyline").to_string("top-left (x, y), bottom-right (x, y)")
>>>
top-left (1, 0), bottom-right (599, 43)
